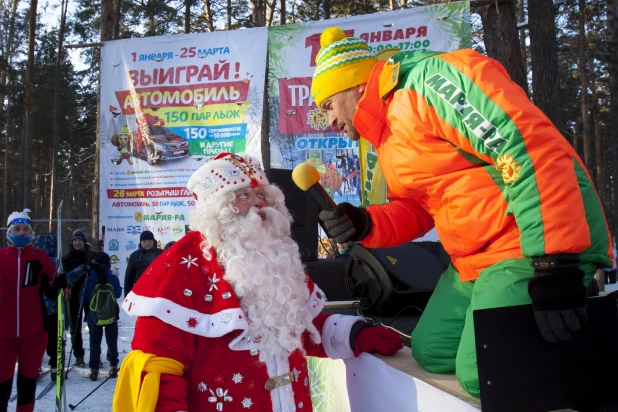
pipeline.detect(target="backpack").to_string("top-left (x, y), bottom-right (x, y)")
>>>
top-left (35, 233), bottom-right (58, 314)
top-left (34, 233), bottom-right (57, 266)
top-left (89, 282), bottom-right (119, 326)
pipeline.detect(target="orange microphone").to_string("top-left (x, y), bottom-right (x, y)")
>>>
top-left (292, 163), bottom-right (336, 210)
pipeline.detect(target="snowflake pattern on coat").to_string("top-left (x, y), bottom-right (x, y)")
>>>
top-left (232, 373), bottom-right (243, 384)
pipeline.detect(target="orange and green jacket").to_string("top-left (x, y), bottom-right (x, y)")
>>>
top-left (354, 49), bottom-right (613, 282)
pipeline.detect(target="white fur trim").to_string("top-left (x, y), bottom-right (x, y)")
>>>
top-left (228, 329), bottom-right (259, 352)
top-left (322, 315), bottom-right (365, 360)
top-left (264, 354), bottom-right (297, 412)
top-left (122, 291), bottom-right (248, 339)
top-left (307, 284), bottom-right (326, 319)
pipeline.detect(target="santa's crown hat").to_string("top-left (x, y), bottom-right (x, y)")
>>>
top-left (7, 209), bottom-right (32, 230)
top-left (187, 152), bottom-right (269, 201)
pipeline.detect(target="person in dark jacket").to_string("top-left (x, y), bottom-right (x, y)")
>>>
top-left (34, 233), bottom-right (60, 381)
top-left (0, 210), bottom-right (58, 412)
top-left (82, 252), bottom-right (122, 381)
top-left (60, 229), bottom-right (97, 367)
top-left (124, 230), bottom-right (162, 297)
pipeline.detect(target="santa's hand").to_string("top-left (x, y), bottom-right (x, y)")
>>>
top-left (352, 324), bottom-right (403, 357)
top-left (318, 202), bottom-right (372, 244)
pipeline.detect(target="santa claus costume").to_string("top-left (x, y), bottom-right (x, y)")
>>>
top-left (113, 153), bottom-right (402, 412)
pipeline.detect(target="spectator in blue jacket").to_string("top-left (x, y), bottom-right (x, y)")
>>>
top-left (81, 252), bottom-right (122, 381)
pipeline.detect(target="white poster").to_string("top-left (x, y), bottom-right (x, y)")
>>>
top-left (268, 3), bottom-right (471, 208)
top-left (99, 29), bottom-right (268, 279)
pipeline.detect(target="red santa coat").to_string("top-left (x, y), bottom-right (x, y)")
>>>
top-left (123, 231), bottom-right (363, 412)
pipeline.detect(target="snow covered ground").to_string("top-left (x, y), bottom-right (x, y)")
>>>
top-left (8, 310), bottom-right (136, 412)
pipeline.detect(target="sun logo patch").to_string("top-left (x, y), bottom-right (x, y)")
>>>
top-left (496, 154), bottom-right (522, 184)
top-left (307, 107), bottom-right (330, 131)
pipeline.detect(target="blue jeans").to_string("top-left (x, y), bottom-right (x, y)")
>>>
top-left (88, 322), bottom-right (118, 369)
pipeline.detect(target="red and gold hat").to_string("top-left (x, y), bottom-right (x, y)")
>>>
top-left (187, 152), bottom-right (269, 201)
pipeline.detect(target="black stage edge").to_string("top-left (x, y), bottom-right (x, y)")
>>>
top-left (475, 295), bottom-right (618, 412)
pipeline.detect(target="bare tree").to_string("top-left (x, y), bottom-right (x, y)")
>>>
top-left (113, 0), bottom-right (121, 39)
top-left (252, 0), bottom-right (266, 27)
top-left (204, 0), bottom-right (215, 31)
top-left (578, 0), bottom-right (591, 168)
top-left (185, 0), bottom-right (191, 33)
top-left (280, 0), bottom-right (285, 24)
top-left (49, 0), bottom-right (68, 231)
top-left (227, 0), bottom-right (232, 29)
top-left (94, 0), bottom-right (115, 240)
top-left (528, 0), bottom-right (561, 130)
top-left (607, 0), bottom-right (618, 240)
top-left (0, 0), bottom-right (19, 126)
top-left (477, 0), bottom-right (527, 93)
top-left (591, 82), bottom-right (603, 196)
top-left (1, 0), bottom-right (19, 223)
top-left (517, 0), bottom-right (526, 77)
top-left (102, 0), bottom-right (114, 41)
top-left (20, 0), bottom-right (38, 210)
top-left (267, 0), bottom-right (276, 26)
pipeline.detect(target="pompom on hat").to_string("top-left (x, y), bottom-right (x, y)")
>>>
top-left (7, 209), bottom-right (32, 231)
top-left (187, 152), bottom-right (269, 201)
top-left (311, 27), bottom-right (377, 109)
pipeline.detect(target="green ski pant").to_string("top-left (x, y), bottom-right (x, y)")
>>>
top-left (411, 258), bottom-right (596, 398)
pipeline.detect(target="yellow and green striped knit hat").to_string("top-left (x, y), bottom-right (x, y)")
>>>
top-left (311, 27), bottom-right (377, 109)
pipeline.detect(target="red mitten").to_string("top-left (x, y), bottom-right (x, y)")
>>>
top-left (353, 326), bottom-right (403, 357)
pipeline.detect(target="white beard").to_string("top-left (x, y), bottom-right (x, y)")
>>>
top-left (189, 187), bottom-right (321, 361)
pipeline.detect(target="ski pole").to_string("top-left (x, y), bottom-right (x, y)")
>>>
top-left (65, 294), bottom-right (84, 377)
top-left (66, 268), bottom-right (91, 378)
top-left (67, 377), bottom-right (110, 410)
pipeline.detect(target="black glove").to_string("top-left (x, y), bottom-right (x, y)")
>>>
top-left (53, 273), bottom-right (68, 289)
top-left (528, 254), bottom-right (587, 343)
top-left (83, 258), bottom-right (98, 274)
top-left (318, 202), bottom-right (372, 244)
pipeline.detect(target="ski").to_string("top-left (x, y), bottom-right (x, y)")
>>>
top-left (37, 381), bottom-right (55, 400)
top-left (56, 200), bottom-right (65, 412)
top-left (9, 368), bottom-right (52, 402)
top-left (35, 365), bottom-right (74, 401)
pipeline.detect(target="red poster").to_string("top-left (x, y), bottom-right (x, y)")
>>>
top-left (277, 78), bottom-right (339, 134)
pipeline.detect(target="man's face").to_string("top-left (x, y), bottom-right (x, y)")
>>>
top-left (11, 224), bottom-right (31, 236)
top-left (321, 85), bottom-right (366, 141)
top-left (141, 239), bottom-right (154, 250)
top-left (72, 238), bottom-right (85, 250)
top-left (234, 186), bottom-right (267, 218)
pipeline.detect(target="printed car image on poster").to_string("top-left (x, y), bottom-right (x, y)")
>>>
top-left (99, 29), bottom-right (268, 277)
top-left (268, 3), bottom-right (471, 208)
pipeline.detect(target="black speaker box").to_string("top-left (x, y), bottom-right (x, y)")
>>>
top-left (304, 259), bottom-right (350, 301)
top-left (475, 295), bottom-right (618, 412)
top-left (344, 242), bottom-right (449, 315)
top-left (265, 168), bottom-right (320, 262)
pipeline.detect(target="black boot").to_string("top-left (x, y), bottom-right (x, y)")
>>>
top-left (89, 369), bottom-right (98, 382)
top-left (0, 376), bottom-right (14, 410)
top-left (16, 373), bottom-right (36, 407)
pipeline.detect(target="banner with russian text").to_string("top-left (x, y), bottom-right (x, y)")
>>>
top-left (99, 29), bottom-right (268, 278)
top-left (268, 2), bottom-right (471, 209)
